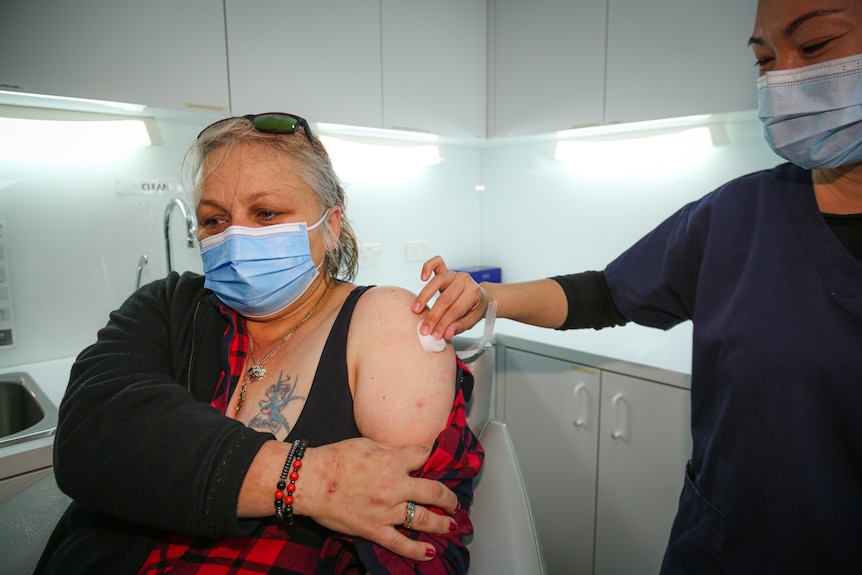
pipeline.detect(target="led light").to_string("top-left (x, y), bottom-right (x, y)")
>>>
top-left (553, 127), bottom-right (714, 171)
top-left (0, 114), bottom-right (156, 164)
top-left (319, 135), bottom-right (442, 178)
top-left (316, 122), bottom-right (440, 143)
top-left (0, 90), bottom-right (147, 114)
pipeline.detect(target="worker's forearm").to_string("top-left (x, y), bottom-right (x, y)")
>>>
top-left (482, 278), bottom-right (568, 329)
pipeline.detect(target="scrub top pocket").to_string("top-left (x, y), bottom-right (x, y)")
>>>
top-left (660, 462), bottom-right (726, 575)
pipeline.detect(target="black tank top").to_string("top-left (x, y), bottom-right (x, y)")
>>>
top-left (823, 212), bottom-right (862, 260)
top-left (284, 286), bottom-right (369, 447)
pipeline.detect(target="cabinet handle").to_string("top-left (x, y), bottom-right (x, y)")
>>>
top-left (611, 393), bottom-right (627, 440)
top-left (573, 383), bottom-right (588, 427)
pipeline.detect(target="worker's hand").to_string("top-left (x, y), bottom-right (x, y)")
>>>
top-left (413, 256), bottom-right (489, 340)
top-left (298, 438), bottom-right (458, 561)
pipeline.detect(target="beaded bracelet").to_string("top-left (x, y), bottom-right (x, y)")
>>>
top-left (274, 442), bottom-right (298, 521)
top-left (275, 438), bottom-right (308, 524)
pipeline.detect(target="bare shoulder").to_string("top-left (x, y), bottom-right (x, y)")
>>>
top-left (358, 284), bottom-right (416, 304)
top-left (354, 285), bottom-right (420, 313)
top-left (349, 285), bottom-right (456, 447)
top-left (351, 285), bottom-right (433, 337)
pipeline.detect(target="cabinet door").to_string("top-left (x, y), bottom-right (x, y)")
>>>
top-left (381, 0), bottom-right (486, 138)
top-left (594, 371), bottom-right (692, 575)
top-left (491, 0), bottom-right (606, 137)
top-left (0, 0), bottom-right (229, 112)
top-left (503, 349), bottom-right (599, 575)
top-left (225, 0), bottom-right (382, 128)
top-left (604, 0), bottom-right (757, 124)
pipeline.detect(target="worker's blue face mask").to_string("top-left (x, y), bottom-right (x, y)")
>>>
top-left (200, 213), bottom-right (327, 318)
top-left (757, 53), bottom-right (862, 169)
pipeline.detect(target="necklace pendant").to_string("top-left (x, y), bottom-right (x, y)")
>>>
top-left (247, 364), bottom-right (266, 382)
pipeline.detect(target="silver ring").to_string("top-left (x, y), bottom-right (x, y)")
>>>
top-left (404, 501), bottom-right (416, 529)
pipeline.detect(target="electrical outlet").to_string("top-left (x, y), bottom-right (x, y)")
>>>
top-left (405, 240), bottom-right (431, 262)
top-left (359, 243), bottom-right (382, 267)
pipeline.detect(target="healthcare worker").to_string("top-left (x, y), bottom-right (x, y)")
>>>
top-left (413, 0), bottom-right (862, 573)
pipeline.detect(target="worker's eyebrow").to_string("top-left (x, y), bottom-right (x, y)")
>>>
top-left (748, 8), bottom-right (844, 46)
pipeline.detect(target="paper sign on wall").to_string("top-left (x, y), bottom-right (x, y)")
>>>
top-left (115, 179), bottom-right (182, 196)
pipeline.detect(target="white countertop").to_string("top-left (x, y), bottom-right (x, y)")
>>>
top-left (460, 318), bottom-right (693, 376)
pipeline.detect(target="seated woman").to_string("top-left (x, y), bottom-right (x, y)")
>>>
top-left (35, 113), bottom-right (483, 575)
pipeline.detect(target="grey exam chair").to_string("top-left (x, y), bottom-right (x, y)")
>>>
top-left (0, 342), bottom-right (546, 575)
top-left (457, 341), bottom-right (547, 575)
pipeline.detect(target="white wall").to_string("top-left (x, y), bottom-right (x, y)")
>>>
top-left (337, 140), bottom-right (483, 292)
top-left (0, 116), bottom-right (200, 368)
top-left (0, 113), bottom-right (482, 369)
top-left (476, 112), bottom-right (783, 373)
top-left (0, 108), bottom-right (783, 377)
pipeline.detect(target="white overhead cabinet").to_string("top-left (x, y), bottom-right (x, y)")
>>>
top-left (502, 347), bottom-right (692, 575)
top-left (491, 0), bottom-right (758, 137)
top-left (226, 0), bottom-right (486, 138)
top-left (381, 0), bottom-right (486, 138)
top-left (491, 0), bottom-right (607, 138)
top-left (2, 0), bottom-right (754, 137)
top-left (225, 0), bottom-right (383, 128)
top-left (604, 0), bottom-right (758, 124)
top-left (0, 0), bottom-right (229, 112)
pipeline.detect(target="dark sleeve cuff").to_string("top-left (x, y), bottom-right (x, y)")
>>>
top-left (550, 271), bottom-right (629, 330)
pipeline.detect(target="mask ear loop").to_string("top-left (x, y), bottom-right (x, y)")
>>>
top-left (306, 208), bottom-right (330, 231)
top-left (307, 208), bottom-right (333, 277)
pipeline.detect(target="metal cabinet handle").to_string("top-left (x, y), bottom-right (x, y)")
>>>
top-left (611, 392), bottom-right (626, 439)
top-left (573, 383), bottom-right (588, 427)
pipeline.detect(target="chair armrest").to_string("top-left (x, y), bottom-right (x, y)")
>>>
top-left (468, 420), bottom-right (547, 575)
top-left (0, 472), bottom-right (70, 575)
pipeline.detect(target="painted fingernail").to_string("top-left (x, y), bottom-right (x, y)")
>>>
top-left (426, 547), bottom-right (436, 558)
top-left (449, 520), bottom-right (459, 531)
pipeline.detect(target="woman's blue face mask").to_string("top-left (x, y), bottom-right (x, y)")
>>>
top-left (200, 212), bottom-right (327, 318)
top-left (757, 53), bottom-right (862, 169)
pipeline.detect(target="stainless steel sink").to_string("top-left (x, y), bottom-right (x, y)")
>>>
top-left (0, 372), bottom-right (58, 448)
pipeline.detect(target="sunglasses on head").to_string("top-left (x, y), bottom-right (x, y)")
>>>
top-left (196, 112), bottom-right (317, 149)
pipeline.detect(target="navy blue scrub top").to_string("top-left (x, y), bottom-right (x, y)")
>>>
top-left (605, 163), bottom-right (862, 574)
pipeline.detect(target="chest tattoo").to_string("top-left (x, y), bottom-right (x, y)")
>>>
top-left (248, 372), bottom-right (306, 435)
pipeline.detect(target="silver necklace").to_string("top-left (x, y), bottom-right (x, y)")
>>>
top-left (235, 291), bottom-right (326, 415)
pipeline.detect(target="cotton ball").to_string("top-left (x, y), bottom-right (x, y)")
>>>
top-left (417, 322), bottom-right (446, 353)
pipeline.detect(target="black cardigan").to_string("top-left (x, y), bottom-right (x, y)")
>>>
top-left (36, 272), bottom-right (273, 574)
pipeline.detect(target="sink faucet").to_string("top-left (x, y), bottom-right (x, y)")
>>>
top-left (164, 198), bottom-right (196, 274)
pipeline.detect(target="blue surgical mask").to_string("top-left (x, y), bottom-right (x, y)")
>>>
top-left (200, 213), bottom-right (327, 318)
top-left (757, 53), bottom-right (862, 169)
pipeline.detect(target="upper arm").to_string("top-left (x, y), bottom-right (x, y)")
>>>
top-left (349, 286), bottom-right (456, 448)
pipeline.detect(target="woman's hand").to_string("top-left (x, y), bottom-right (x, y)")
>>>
top-left (298, 438), bottom-right (459, 561)
top-left (413, 256), bottom-right (489, 340)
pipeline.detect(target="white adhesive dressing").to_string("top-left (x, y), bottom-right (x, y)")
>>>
top-left (417, 321), bottom-right (447, 353)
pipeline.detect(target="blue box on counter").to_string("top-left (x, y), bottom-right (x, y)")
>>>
top-left (453, 266), bottom-right (502, 283)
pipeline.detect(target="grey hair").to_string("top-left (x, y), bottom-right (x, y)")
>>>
top-left (184, 117), bottom-right (359, 282)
